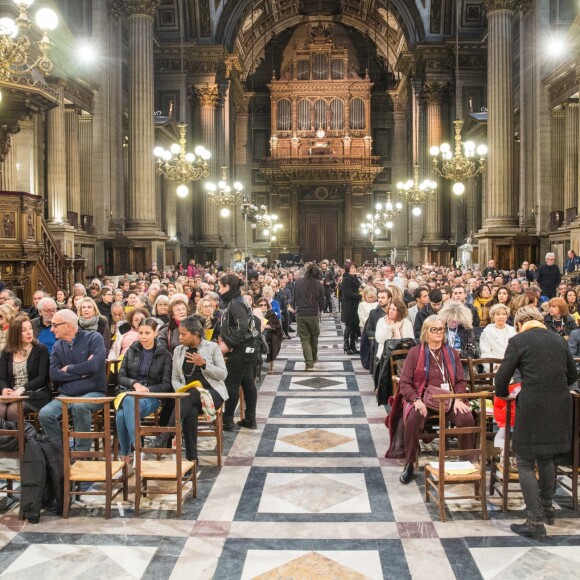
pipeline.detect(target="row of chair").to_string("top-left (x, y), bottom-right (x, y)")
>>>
top-left (389, 352), bottom-right (580, 520)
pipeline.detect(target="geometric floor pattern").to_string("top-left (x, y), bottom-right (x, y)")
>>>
top-left (0, 303), bottom-right (579, 578)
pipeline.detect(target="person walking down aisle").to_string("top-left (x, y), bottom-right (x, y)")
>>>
top-left (294, 264), bottom-right (325, 371)
top-left (218, 274), bottom-right (259, 431)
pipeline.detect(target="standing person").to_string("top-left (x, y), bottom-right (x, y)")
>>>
top-left (495, 306), bottom-right (577, 540)
top-left (294, 264), bottom-right (325, 371)
top-left (321, 260), bottom-right (335, 314)
top-left (218, 274), bottom-right (258, 431)
top-left (341, 263), bottom-right (362, 355)
top-left (537, 252), bottom-right (561, 299)
top-left (39, 309), bottom-right (107, 450)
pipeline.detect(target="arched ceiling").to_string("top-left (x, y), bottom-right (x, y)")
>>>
top-left (216, 0), bottom-right (427, 81)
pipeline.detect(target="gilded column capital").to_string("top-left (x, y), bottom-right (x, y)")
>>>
top-left (421, 81), bottom-right (451, 104)
top-left (190, 84), bottom-right (221, 107)
top-left (483, 0), bottom-right (522, 13)
top-left (124, 0), bottom-right (160, 18)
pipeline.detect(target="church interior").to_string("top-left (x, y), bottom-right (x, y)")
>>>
top-left (1, 1), bottom-right (580, 578)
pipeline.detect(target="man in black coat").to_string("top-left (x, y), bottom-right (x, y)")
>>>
top-left (340, 264), bottom-right (362, 354)
top-left (360, 289), bottom-right (391, 371)
top-left (321, 260), bottom-right (335, 313)
top-left (496, 306), bottom-right (576, 540)
top-left (413, 288), bottom-right (444, 339)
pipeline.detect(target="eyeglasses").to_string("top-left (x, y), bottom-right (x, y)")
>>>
top-left (50, 322), bottom-right (68, 328)
top-left (429, 327), bottom-right (445, 333)
top-left (258, 303), bottom-right (268, 307)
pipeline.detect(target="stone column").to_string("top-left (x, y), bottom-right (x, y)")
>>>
top-left (46, 82), bottom-right (68, 223)
top-left (79, 113), bottom-right (94, 219)
top-left (192, 84), bottom-right (220, 242)
top-left (125, 0), bottom-right (160, 231)
top-left (551, 107), bottom-right (566, 212)
top-left (65, 107), bottom-right (81, 223)
top-left (564, 100), bottom-right (579, 212)
top-left (483, 0), bottom-right (517, 228)
top-left (422, 81), bottom-right (446, 241)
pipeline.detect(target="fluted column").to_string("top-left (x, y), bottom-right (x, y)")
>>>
top-left (483, 0), bottom-right (517, 228)
top-left (65, 107), bottom-right (81, 222)
top-left (0, 135), bottom-right (17, 191)
top-left (125, 0), bottom-right (160, 231)
top-left (551, 107), bottom-right (566, 212)
top-left (193, 84), bottom-right (220, 241)
top-left (564, 100), bottom-right (579, 211)
top-left (422, 81), bottom-right (446, 241)
top-left (47, 82), bottom-right (68, 224)
top-left (79, 113), bottom-right (94, 219)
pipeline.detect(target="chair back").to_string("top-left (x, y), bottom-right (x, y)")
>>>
top-left (0, 396), bottom-right (28, 467)
top-left (467, 358), bottom-right (502, 392)
top-left (390, 349), bottom-right (410, 396)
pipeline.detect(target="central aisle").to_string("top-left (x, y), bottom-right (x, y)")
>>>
top-left (186, 311), bottom-right (456, 579)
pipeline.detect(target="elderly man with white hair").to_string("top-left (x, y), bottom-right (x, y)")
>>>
top-left (537, 252), bottom-right (561, 299)
top-left (39, 309), bottom-right (107, 450)
top-left (32, 297), bottom-right (59, 354)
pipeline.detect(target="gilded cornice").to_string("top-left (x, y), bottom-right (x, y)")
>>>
top-left (421, 81), bottom-right (451, 103)
top-left (483, 0), bottom-right (529, 13)
top-left (124, 0), bottom-right (161, 18)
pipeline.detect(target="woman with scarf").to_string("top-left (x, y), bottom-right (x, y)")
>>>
top-left (218, 273), bottom-right (258, 431)
top-left (397, 315), bottom-right (475, 484)
top-left (148, 316), bottom-right (228, 461)
top-left (543, 297), bottom-right (577, 339)
top-left (257, 298), bottom-right (283, 371)
top-left (158, 299), bottom-right (188, 353)
top-left (196, 297), bottom-right (221, 341)
top-left (472, 283), bottom-right (493, 327)
top-left (438, 301), bottom-right (478, 363)
top-left (496, 306), bottom-right (576, 540)
top-left (78, 297), bottom-right (111, 352)
top-left (108, 308), bottom-right (148, 360)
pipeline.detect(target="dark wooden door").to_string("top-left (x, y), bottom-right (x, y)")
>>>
top-left (303, 211), bottom-right (338, 262)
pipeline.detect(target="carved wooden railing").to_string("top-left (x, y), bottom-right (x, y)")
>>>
top-left (39, 219), bottom-right (85, 295)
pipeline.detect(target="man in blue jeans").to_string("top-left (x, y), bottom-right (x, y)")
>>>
top-left (39, 309), bottom-right (107, 451)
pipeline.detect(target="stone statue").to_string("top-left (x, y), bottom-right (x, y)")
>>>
top-left (460, 236), bottom-right (473, 269)
top-left (390, 247), bottom-right (397, 264)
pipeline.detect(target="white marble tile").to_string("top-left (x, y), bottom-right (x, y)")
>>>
top-left (273, 427), bottom-right (359, 453)
top-left (227, 428), bottom-right (263, 458)
top-left (267, 417), bottom-right (368, 425)
top-left (197, 466), bottom-right (251, 521)
top-left (258, 472), bottom-right (370, 514)
top-left (294, 362), bottom-right (346, 371)
top-left (229, 521), bottom-right (399, 540)
top-left (241, 549), bottom-right (384, 580)
top-left (170, 537), bottom-right (226, 580)
top-left (2, 544), bottom-right (157, 578)
top-left (253, 456), bottom-right (380, 468)
top-left (282, 397), bottom-right (352, 416)
top-left (382, 467), bottom-right (432, 522)
top-left (401, 539), bottom-right (455, 580)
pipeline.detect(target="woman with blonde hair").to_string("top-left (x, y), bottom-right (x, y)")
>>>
top-left (438, 301), bottom-right (478, 360)
top-left (479, 303), bottom-right (516, 360)
top-left (78, 296), bottom-right (111, 352)
top-left (0, 304), bottom-right (16, 356)
top-left (196, 297), bottom-right (221, 341)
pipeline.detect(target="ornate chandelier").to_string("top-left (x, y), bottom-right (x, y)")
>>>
top-left (361, 192), bottom-right (402, 234)
top-left (153, 123), bottom-right (211, 198)
top-left (429, 120), bottom-right (487, 194)
top-left (204, 166), bottom-right (244, 217)
top-left (396, 164), bottom-right (438, 216)
top-left (0, 0), bottom-right (59, 82)
top-left (254, 206), bottom-right (283, 241)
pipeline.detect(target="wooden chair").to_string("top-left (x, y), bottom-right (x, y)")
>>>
top-left (467, 358), bottom-right (503, 393)
top-left (389, 349), bottom-right (411, 397)
top-left (0, 396), bottom-right (27, 504)
top-left (198, 406), bottom-right (224, 466)
top-left (557, 390), bottom-right (580, 509)
top-left (60, 396), bottom-right (128, 519)
top-left (130, 392), bottom-right (197, 517)
top-left (425, 391), bottom-right (492, 522)
top-left (489, 395), bottom-right (519, 511)
top-left (239, 386), bottom-right (245, 421)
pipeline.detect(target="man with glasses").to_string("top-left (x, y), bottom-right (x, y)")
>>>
top-left (39, 309), bottom-right (107, 450)
top-left (32, 297), bottom-right (58, 354)
top-left (537, 252), bottom-right (561, 299)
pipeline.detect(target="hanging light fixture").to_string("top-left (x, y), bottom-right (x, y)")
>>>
top-left (428, 0), bottom-right (487, 194)
top-left (396, 164), bottom-right (438, 216)
top-left (152, 0), bottom-right (210, 197)
top-left (255, 205), bottom-right (283, 241)
top-left (204, 166), bottom-right (244, 217)
top-left (0, 0), bottom-right (59, 82)
top-left (361, 192), bottom-right (402, 234)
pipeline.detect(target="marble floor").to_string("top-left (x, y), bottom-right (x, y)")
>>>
top-left (0, 306), bottom-right (579, 579)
